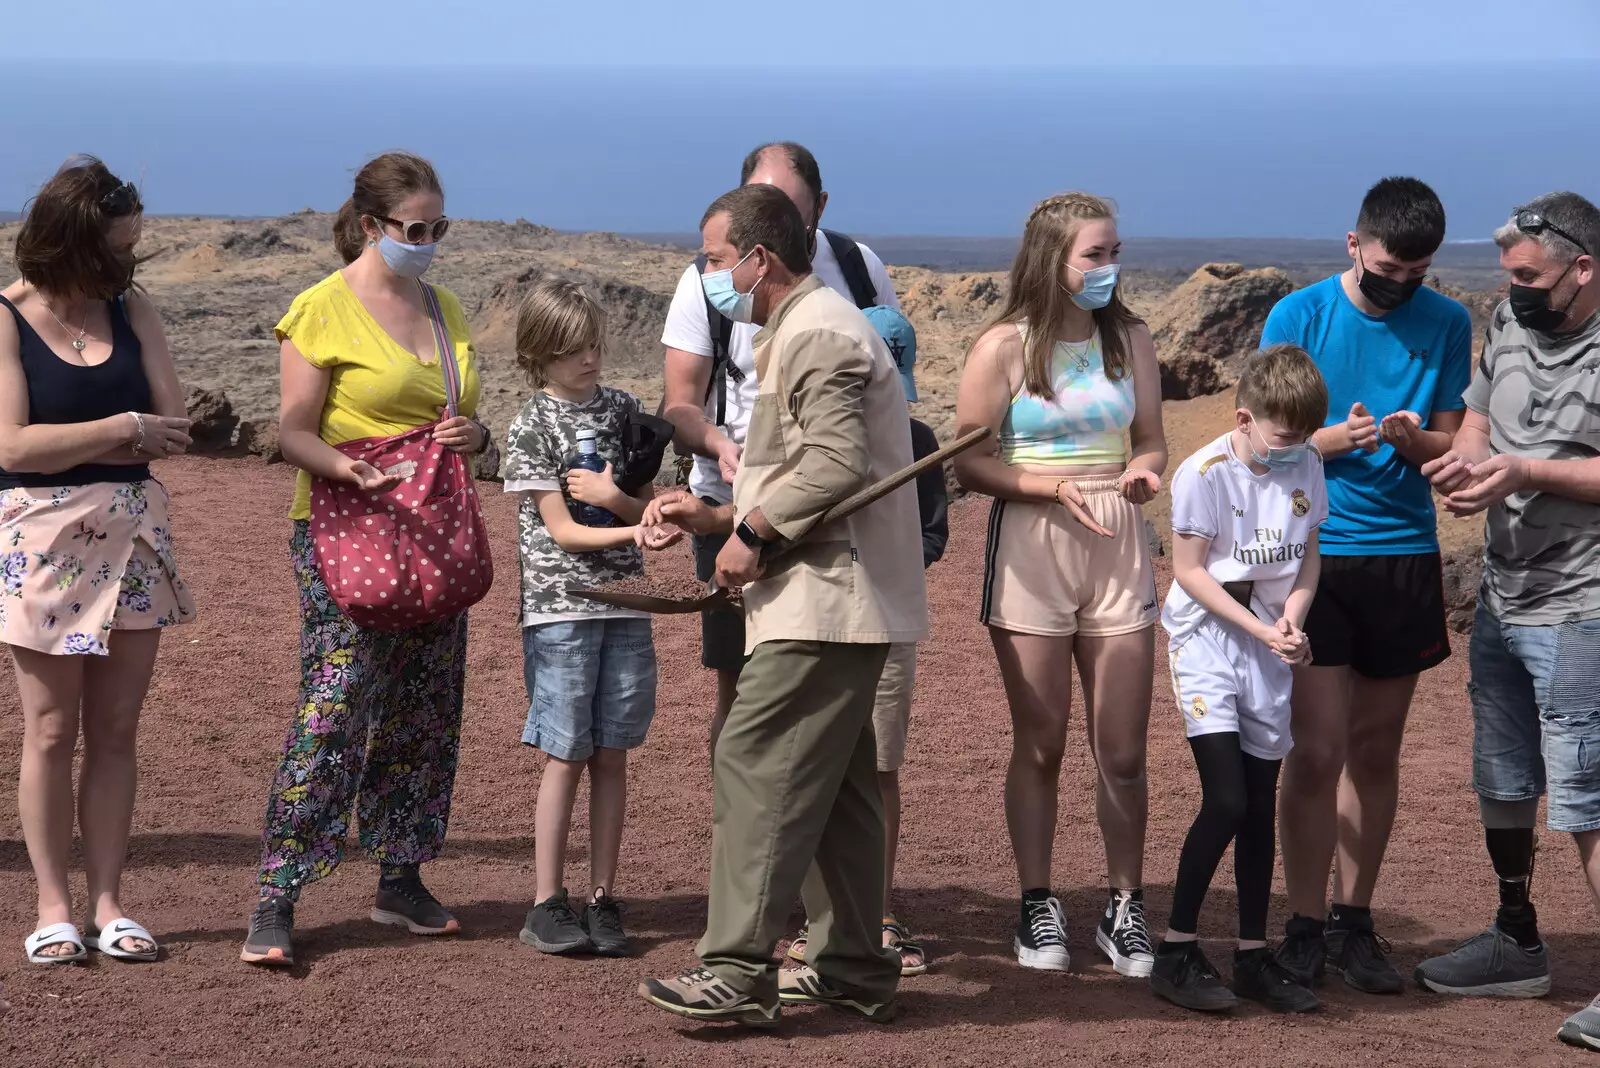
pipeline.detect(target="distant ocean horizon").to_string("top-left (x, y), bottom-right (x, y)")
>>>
top-left (2, 60), bottom-right (1595, 250)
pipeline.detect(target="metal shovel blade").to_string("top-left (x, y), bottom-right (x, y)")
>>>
top-left (566, 585), bottom-right (733, 615)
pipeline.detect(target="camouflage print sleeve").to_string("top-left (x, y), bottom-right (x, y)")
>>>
top-left (502, 398), bottom-right (559, 490)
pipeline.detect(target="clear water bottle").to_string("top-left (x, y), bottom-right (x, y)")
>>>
top-left (569, 430), bottom-right (616, 527)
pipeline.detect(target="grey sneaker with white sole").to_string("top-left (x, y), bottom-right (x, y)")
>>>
top-left (1414, 925), bottom-right (1551, 998)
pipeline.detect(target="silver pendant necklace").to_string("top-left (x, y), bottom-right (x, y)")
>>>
top-left (44, 300), bottom-right (89, 351)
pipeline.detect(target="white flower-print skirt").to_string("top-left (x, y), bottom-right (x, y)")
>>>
top-left (0, 479), bottom-right (196, 656)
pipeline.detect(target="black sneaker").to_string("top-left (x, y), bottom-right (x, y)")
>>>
top-left (1095, 889), bottom-right (1155, 978)
top-left (1327, 912), bottom-right (1403, 994)
top-left (240, 896), bottom-right (295, 967)
top-left (582, 892), bottom-right (629, 957)
top-left (520, 889), bottom-right (594, 954)
top-left (1014, 893), bottom-right (1071, 971)
top-left (1233, 947), bottom-right (1322, 1013)
top-left (372, 873), bottom-right (459, 935)
top-left (1151, 942), bottom-right (1237, 1012)
top-left (1275, 914), bottom-right (1327, 987)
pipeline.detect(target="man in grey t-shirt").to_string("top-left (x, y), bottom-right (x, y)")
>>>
top-left (1416, 191), bottom-right (1600, 1052)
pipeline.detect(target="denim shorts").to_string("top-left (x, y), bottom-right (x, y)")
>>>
top-left (522, 617), bottom-right (657, 761)
top-left (1469, 601), bottom-right (1600, 833)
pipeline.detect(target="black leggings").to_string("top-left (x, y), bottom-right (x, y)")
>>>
top-left (1167, 733), bottom-right (1282, 941)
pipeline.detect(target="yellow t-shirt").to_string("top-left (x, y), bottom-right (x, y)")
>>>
top-left (276, 272), bottom-right (481, 519)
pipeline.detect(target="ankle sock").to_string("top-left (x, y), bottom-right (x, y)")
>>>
top-left (1286, 913), bottom-right (1326, 937)
top-left (1158, 938), bottom-right (1194, 956)
top-left (1328, 903), bottom-right (1370, 930)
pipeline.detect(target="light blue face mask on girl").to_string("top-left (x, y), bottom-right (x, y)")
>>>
top-left (1066, 262), bottom-right (1120, 310)
top-left (1245, 413), bottom-right (1310, 470)
top-left (700, 248), bottom-right (762, 323)
top-left (378, 232), bottom-right (437, 278)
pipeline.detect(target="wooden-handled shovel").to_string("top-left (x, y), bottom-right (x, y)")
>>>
top-left (568, 426), bottom-right (991, 614)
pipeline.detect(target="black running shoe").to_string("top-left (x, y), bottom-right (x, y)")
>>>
top-left (240, 896), bottom-right (295, 967)
top-left (1151, 942), bottom-right (1238, 1012)
top-left (1275, 914), bottom-right (1327, 988)
top-left (521, 889), bottom-right (593, 954)
top-left (372, 873), bottom-right (459, 935)
top-left (1327, 913), bottom-right (1402, 994)
top-left (1233, 947), bottom-right (1322, 1013)
top-left (582, 892), bottom-right (629, 957)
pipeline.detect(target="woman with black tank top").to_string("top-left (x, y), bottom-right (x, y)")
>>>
top-left (0, 157), bottom-right (196, 964)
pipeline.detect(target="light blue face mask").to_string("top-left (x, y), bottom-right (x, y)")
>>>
top-left (378, 232), bottom-right (437, 278)
top-left (1245, 413), bottom-right (1310, 470)
top-left (1066, 262), bottom-right (1119, 310)
top-left (700, 248), bottom-right (762, 323)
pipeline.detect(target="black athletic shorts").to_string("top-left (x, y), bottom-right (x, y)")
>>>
top-left (692, 500), bottom-right (746, 674)
top-left (1302, 552), bottom-right (1450, 679)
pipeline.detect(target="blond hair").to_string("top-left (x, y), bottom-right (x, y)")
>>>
top-left (979, 192), bottom-right (1144, 399)
top-left (514, 276), bottom-right (607, 387)
top-left (1235, 344), bottom-right (1329, 437)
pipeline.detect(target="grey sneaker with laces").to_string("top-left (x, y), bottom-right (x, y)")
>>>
top-left (1559, 993), bottom-right (1600, 1051)
top-left (521, 888), bottom-right (593, 955)
top-left (240, 896), bottom-right (295, 967)
top-left (1414, 924), bottom-right (1551, 998)
top-left (1096, 889), bottom-right (1155, 978)
top-left (582, 892), bottom-right (629, 957)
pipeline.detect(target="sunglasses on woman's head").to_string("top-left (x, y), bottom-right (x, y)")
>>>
top-left (1515, 208), bottom-right (1590, 257)
top-left (371, 214), bottom-right (451, 244)
top-left (100, 181), bottom-right (141, 217)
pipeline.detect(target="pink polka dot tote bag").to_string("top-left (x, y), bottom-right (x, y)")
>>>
top-left (308, 281), bottom-right (493, 630)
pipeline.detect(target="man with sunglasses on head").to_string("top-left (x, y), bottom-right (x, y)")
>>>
top-left (1417, 192), bottom-right (1600, 1053)
top-left (1258, 177), bottom-right (1473, 996)
top-left (659, 141), bottom-right (900, 759)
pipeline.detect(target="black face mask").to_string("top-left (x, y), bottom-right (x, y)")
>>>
top-left (1508, 261), bottom-right (1578, 334)
top-left (1357, 253), bottom-right (1424, 311)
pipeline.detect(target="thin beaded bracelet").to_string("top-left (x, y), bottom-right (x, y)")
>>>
top-left (129, 411), bottom-right (146, 456)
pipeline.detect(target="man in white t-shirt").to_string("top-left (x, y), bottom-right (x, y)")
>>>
top-left (659, 141), bottom-right (901, 754)
top-left (1150, 344), bottom-right (1330, 1015)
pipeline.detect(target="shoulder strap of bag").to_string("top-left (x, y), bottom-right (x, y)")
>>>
top-left (694, 253), bottom-right (736, 426)
top-left (418, 281), bottom-right (461, 418)
top-left (823, 229), bottom-right (878, 310)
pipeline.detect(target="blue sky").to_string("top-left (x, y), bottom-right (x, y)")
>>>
top-left (2, 0), bottom-right (1596, 65)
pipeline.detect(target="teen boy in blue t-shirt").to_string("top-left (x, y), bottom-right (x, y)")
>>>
top-left (1258, 176), bottom-right (1473, 997)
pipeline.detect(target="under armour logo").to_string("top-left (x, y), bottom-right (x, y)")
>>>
top-left (1408, 348), bottom-right (1429, 361)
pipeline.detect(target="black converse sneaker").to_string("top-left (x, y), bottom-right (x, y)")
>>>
top-left (1095, 888), bottom-right (1155, 977)
top-left (1014, 892), bottom-right (1071, 971)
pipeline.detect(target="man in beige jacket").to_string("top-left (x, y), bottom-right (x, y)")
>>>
top-left (639, 183), bottom-right (928, 1027)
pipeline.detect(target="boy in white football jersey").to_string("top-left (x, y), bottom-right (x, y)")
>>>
top-left (1151, 345), bottom-right (1328, 1016)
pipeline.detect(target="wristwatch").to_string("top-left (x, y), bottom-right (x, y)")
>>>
top-left (734, 519), bottom-right (768, 549)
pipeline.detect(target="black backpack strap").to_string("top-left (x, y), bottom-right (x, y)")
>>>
top-left (693, 253), bottom-right (738, 426)
top-left (823, 229), bottom-right (878, 310)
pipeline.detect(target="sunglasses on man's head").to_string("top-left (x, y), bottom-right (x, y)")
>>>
top-left (371, 214), bottom-right (451, 244)
top-left (99, 181), bottom-right (141, 217)
top-left (1515, 209), bottom-right (1590, 257)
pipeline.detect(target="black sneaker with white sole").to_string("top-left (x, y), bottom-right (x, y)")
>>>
top-left (639, 966), bottom-right (780, 1027)
top-left (1015, 892), bottom-right (1071, 971)
top-left (1096, 888), bottom-right (1155, 978)
top-left (520, 889), bottom-right (593, 954)
top-left (582, 892), bottom-right (629, 957)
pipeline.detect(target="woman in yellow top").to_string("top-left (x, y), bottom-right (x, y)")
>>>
top-left (241, 153), bottom-right (489, 967)
top-left (955, 192), bottom-right (1167, 980)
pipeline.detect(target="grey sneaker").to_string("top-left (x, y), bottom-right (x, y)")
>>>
top-left (520, 889), bottom-right (593, 955)
top-left (1559, 993), bottom-right (1600, 1051)
top-left (240, 896), bottom-right (295, 967)
top-left (581, 893), bottom-right (629, 957)
top-left (639, 966), bottom-right (780, 1027)
top-left (1414, 925), bottom-right (1551, 998)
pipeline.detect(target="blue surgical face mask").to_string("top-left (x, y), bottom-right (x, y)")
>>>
top-left (700, 248), bottom-right (762, 323)
top-left (1066, 262), bottom-right (1119, 310)
top-left (378, 232), bottom-right (437, 278)
top-left (1245, 412), bottom-right (1310, 470)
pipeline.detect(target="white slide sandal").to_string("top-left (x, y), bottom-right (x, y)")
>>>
top-left (86, 917), bottom-right (159, 962)
top-left (25, 922), bottom-right (88, 964)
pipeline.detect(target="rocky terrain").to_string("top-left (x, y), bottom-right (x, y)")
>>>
top-left (0, 213), bottom-right (1499, 625)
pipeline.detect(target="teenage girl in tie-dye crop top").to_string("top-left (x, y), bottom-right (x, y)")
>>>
top-left (998, 323), bottom-right (1136, 466)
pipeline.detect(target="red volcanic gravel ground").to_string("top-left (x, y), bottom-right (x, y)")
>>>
top-left (2, 457), bottom-right (1597, 1066)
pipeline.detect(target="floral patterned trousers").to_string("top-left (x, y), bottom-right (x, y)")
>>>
top-left (256, 521), bottom-right (468, 900)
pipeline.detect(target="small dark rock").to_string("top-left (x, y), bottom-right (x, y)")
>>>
top-left (238, 418), bottom-right (283, 464)
top-left (185, 386), bottom-right (239, 453)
